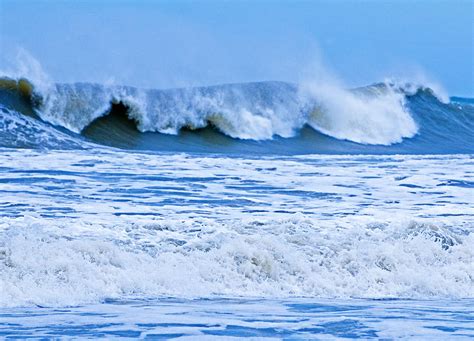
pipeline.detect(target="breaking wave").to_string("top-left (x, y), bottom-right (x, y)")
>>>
top-left (0, 59), bottom-right (473, 154)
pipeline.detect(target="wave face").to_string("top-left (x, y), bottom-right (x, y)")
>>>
top-left (1, 77), bottom-right (473, 154)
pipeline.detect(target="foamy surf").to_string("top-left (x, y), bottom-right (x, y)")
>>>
top-left (1, 215), bottom-right (473, 308)
top-left (1, 148), bottom-right (473, 308)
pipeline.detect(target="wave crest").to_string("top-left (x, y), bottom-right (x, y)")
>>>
top-left (3, 54), bottom-right (470, 151)
top-left (301, 81), bottom-right (418, 145)
top-left (2, 77), bottom-right (424, 145)
top-left (0, 53), bottom-right (428, 145)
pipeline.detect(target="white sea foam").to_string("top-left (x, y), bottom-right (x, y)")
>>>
top-left (1, 214), bottom-right (473, 307)
top-left (0, 149), bottom-right (473, 307)
top-left (0, 105), bottom-right (87, 149)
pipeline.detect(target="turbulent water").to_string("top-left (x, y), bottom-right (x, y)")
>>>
top-left (1, 75), bottom-right (473, 154)
top-left (1, 73), bottom-right (474, 338)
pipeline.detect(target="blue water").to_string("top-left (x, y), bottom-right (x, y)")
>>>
top-left (0, 76), bottom-right (473, 338)
top-left (2, 298), bottom-right (474, 339)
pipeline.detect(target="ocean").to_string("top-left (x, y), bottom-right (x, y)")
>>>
top-left (0, 74), bottom-right (473, 339)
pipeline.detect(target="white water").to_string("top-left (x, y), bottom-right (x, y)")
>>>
top-left (2, 215), bottom-right (473, 307)
top-left (1, 149), bottom-right (473, 308)
top-left (302, 81), bottom-right (418, 144)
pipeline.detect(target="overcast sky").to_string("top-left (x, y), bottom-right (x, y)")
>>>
top-left (1, 0), bottom-right (472, 96)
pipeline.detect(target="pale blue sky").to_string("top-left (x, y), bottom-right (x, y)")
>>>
top-left (1, 0), bottom-right (472, 95)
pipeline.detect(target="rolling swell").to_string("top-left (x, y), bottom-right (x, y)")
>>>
top-left (0, 76), bottom-right (473, 154)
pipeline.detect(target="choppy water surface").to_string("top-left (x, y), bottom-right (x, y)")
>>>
top-left (1, 74), bottom-right (474, 338)
top-left (2, 298), bottom-right (474, 339)
top-left (1, 148), bottom-right (473, 338)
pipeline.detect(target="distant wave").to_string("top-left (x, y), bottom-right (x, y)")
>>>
top-left (1, 76), bottom-right (473, 154)
top-left (0, 76), bottom-right (418, 143)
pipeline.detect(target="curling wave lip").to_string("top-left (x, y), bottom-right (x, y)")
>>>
top-left (0, 77), bottom-right (473, 154)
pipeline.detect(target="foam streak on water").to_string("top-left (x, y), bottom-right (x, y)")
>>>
top-left (1, 149), bottom-right (473, 308)
top-left (2, 298), bottom-right (474, 339)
